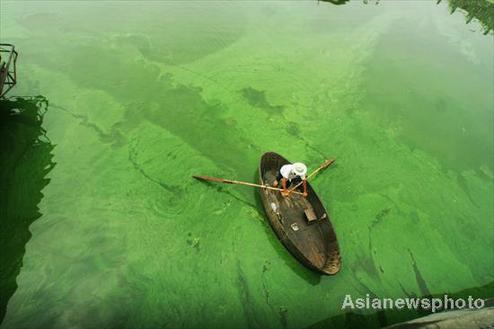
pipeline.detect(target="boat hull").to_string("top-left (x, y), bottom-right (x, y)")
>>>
top-left (258, 152), bottom-right (341, 275)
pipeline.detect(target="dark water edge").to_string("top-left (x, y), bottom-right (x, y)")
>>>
top-left (321, 0), bottom-right (494, 35)
top-left (445, 0), bottom-right (494, 35)
top-left (0, 96), bottom-right (54, 323)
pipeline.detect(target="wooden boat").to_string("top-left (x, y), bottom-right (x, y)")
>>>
top-left (259, 152), bottom-right (341, 275)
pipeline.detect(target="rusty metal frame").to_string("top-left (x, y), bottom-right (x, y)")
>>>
top-left (0, 43), bottom-right (18, 98)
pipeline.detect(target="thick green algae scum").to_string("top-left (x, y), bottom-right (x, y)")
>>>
top-left (1, 1), bottom-right (493, 328)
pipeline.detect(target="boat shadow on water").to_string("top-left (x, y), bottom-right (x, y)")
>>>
top-left (0, 96), bottom-right (55, 325)
top-left (252, 169), bottom-right (322, 286)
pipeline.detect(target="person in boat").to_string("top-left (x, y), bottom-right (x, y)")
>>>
top-left (273, 162), bottom-right (308, 197)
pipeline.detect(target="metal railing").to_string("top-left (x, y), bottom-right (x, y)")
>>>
top-left (0, 44), bottom-right (18, 98)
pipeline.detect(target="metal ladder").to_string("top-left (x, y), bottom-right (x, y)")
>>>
top-left (0, 44), bottom-right (18, 98)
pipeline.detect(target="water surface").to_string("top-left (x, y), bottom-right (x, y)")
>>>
top-left (0, 1), bottom-right (493, 328)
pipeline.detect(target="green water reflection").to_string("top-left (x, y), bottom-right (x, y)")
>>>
top-left (0, 96), bottom-right (54, 323)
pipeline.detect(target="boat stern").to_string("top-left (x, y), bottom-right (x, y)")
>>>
top-left (320, 250), bottom-right (341, 275)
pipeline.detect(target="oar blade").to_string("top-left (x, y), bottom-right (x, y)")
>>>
top-left (322, 159), bottom-right (335, 168)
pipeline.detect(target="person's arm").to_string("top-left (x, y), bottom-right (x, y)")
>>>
top-left (273, 170), bottom-right (283, 187)
top-left (281, 178), bottom-right (289, 197)
top-left (302, 179), bottom-right (308, 197)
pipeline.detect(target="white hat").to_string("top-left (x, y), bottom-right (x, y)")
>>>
top-left (292, 163), bottom-right (307, 177)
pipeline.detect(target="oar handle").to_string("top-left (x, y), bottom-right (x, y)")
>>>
top-left (307, 159), bottom-right (335, 179)
top-left (193, 175), bottom-right (304, 195)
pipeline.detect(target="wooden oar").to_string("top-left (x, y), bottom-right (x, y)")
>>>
top-left (288, 159), bottom-right (336, 193)
top-left (193, 175), bottom-right (305, 196)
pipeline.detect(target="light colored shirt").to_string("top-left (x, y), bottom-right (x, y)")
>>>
top-left (280, 164), bottom-right (305, 181)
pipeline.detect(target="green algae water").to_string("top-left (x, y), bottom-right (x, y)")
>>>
top-left (0, 1), bottom-right (493, 328)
